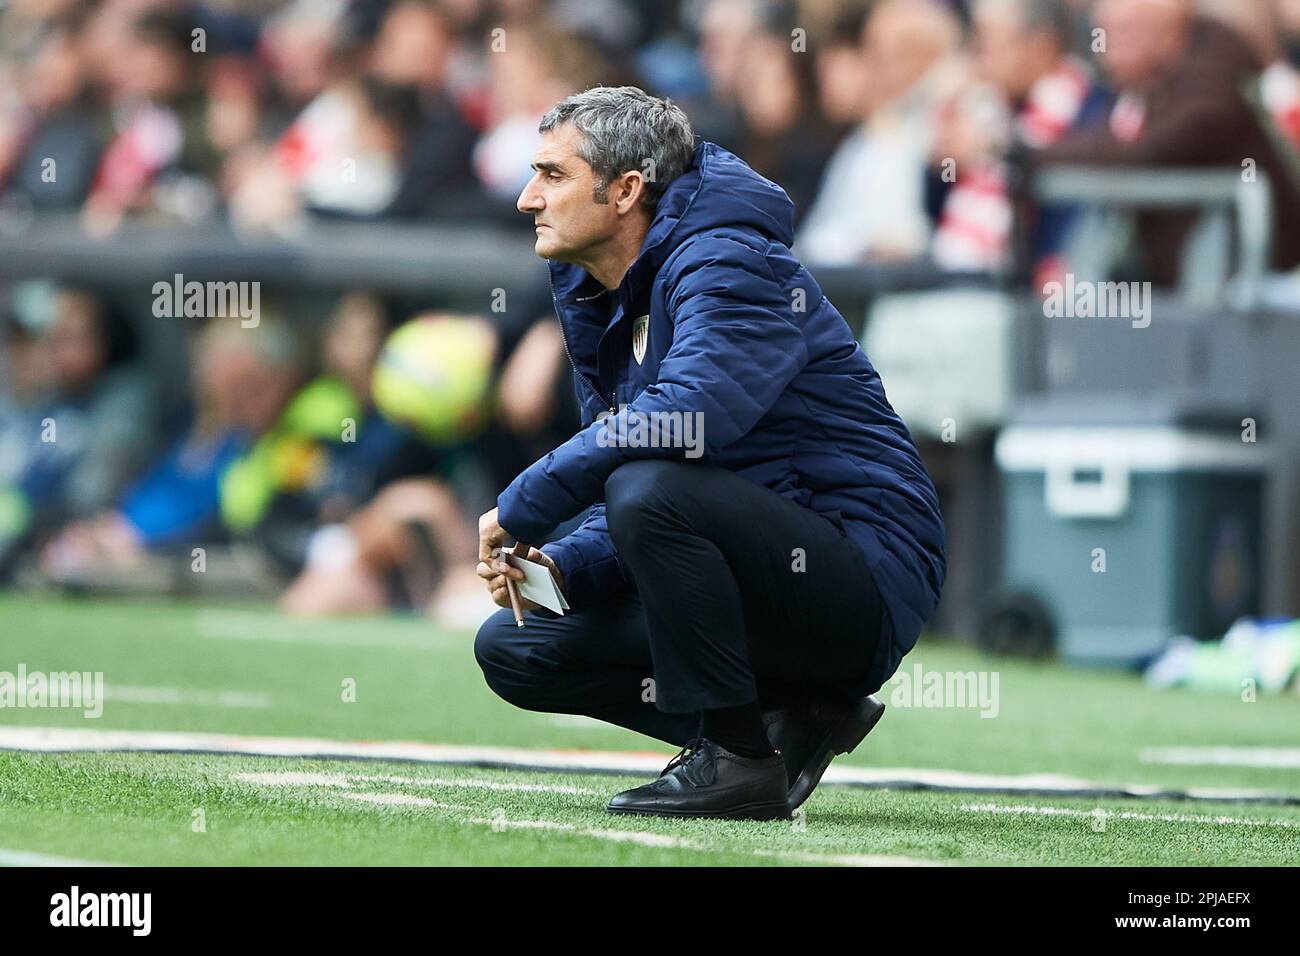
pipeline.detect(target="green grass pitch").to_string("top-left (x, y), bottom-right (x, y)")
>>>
top-left (0, 595), bottom-right (1298, 866)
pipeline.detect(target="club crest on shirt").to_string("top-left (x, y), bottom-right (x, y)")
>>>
top-left (631, 314), bottom-right (649, 365)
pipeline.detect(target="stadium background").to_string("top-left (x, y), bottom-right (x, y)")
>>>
top-left (1, 0), bottom-right (1299, 867)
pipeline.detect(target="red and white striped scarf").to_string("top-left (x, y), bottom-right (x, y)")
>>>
top-left (1109, 92), bottom-right (1147, 143)
top-left (89, 102), bottom-right (183, 205)
top-left (1261, 60), bottom-right (1300, 152)
top-left (934, 58), bottom-right (1092, 270)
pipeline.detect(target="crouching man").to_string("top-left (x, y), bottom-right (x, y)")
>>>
top-left (475, 87), bottom-right (945, 819)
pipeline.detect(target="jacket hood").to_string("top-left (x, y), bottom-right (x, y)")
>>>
top-left (550, 141), bottom-right (795, 303)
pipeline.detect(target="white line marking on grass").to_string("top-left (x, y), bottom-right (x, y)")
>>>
top-left (341, 792), bottom-right (465, 810)
top-left (961, 803), bottom-right (1300, 829)
top-left (106, 685), bottom-right (272, 709)
top-left (581, 828), bottom-right (696, 848)
top-left (231, 770), bottom-right (598, 795)
top-left (753, 849), bottom-right (942, 867)
top-left (1140, 747), bottom-right (1300, 769)
top-left (467, 816), bottom-right (699, 849)
top-left (0, 727), bottom-right (684, 769)
top-left (384, 776), bottom-right (598, 795)
top-left (233, 772), bottom-right (354, 787)
top-left (461, 817), bottom-right (938, 864)
top-left (6, 727), bottom-right (1297, 805)
top-left (0, 848), bottom-right (121, 867)
top-left (235, 776), bottom-right (942, 865)
top-left (472, 816), bottom-right (575, 832)
top-left (860, 768), bottom-right (1098, 790)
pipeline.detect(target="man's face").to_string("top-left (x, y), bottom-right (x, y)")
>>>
top-left (369, 2), bottom-right (450, 89)
top-left (862, 0), bottom-right (953, 109)
top-left (1094, 0), bottom-right (1191, 90)
top-left (1282, 0), bottom-right (1300, 39)
top-left (974, 1), bottom-right (1038, 100)
top-left (517, 124), bottom-right (620, 263)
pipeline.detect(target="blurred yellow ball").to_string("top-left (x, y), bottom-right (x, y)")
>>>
top-left (371, 314), bottom-right (497, 444)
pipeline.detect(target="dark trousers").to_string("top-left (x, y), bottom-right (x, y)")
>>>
top-left (475, 460), bottom-right (888, 747)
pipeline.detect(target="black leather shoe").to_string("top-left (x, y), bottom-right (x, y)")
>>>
top-left (606, 738), bottom-right (791, 820)
top-left (763, 694), bottom-right (885, 811)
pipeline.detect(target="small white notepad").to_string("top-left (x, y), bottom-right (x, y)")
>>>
top-left (501, 549), bottom-right (570, 615)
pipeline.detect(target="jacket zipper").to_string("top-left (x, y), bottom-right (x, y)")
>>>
top-left (548, 271), bottom-right (618, 416)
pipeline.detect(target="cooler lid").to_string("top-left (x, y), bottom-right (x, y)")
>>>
top-left (1007, 392), bottom-right (1255, 432)
top-left (995, 425), bottom-right (1268, 472)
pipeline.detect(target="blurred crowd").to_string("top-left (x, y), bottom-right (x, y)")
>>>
top-left (3, 0), bottom-right (1300, 621)
top-left (0, 277), bottom-right (576, 624)
top-left (1, 0), bottom-right (1298, 269)
top-left (0, 0), bottom-right (1294, 269)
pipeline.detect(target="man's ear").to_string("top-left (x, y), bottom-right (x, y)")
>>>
top-left (612, 170), bottom-right (647, 215)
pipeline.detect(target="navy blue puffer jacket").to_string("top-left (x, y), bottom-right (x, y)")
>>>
top-left (497, 141), bottom-right (946, 662)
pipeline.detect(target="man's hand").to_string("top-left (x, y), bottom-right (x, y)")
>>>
top-left (478, 506), bottom-right (510, 565)
top-left (477, 507), bottom-right (565, 611)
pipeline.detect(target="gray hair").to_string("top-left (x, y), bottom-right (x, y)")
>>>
top-left (539, 86), bottom-right (696, 209)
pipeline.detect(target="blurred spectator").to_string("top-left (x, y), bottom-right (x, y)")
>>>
top-left (796, 0), bottom-right (875, 42)
top-left (0, 19), bottom-right (102, 212)
top-left (278, 301), bottom-right (586, 627)
top-left (204, 57), bottom-right (264, 159)
top-left (477, 310), bottom-right (576, 497)
top-left (230, 73), bottom-right (408, 230)
top-left (259, 0), bottom-right (349, 126)
top-left (797, 0), bottom-right (966, 265)
top-left (39, 293), bottom-right (437, 587)
top-left (231, 0), bottom-right (488, 230)
top-left (0, 308), bottom-right (48, 492)
top-left (30, 288), bottom-right (155, 515)
top-left (631, 1), bottom-right (710, 103)
top-left (82, 8), bottom-right (217, 234)
top-left (369, 0), bottom-right (488, 220)
top-left (1196, 0), bottom-right (1300, 161)
top-left (280, 308), bottom-right (505, 624)
top-left (930, 0), bottom-right (1111, 274)
top-left (279, 474), bottom-right (487, 624)
top-left (217, 297), bottom-right (432, 575)
top-left (0, 286), bottom-right (156, 578)
top-left (309, 291), bottom-right (424, 525)
top-left (734, 25), bottom-right (839, 228)
top-left (495, 316), bottom-right (566, 433)
top-left (680, 0), bottom-right (766, 149)
top-left (1039, 0), bottom-right (1300, 284)
top-left (38, 318), bottom-right (288, 583)
top-left (472, 18), bottom-right (610, 217)
top-left (811, 5), bottom-right (872, 131)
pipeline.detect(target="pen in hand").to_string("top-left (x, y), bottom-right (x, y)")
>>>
top-left (505, 540), bottom-right (529, 627)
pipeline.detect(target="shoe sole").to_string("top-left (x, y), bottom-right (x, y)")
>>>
top-left (788, 695), bottom-right (885, 812)
top-left (606, 800), bottom-right (791, 821)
